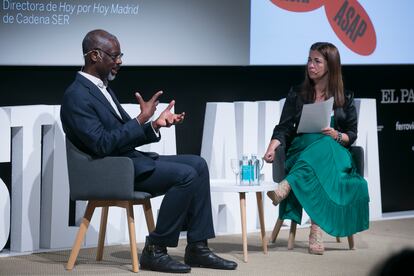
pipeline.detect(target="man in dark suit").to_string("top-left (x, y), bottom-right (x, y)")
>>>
top-left (60, 29), bottom-right (237, 273)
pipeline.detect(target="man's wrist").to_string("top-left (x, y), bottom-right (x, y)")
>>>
top-left (137, 112), bottom-right (155, 124)
top-left (151, 120), bottom-right (160, 131)
top-left (136, 114), bottom-right (145, 124)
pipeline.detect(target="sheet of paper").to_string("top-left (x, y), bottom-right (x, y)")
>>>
top-left (297, 97), bottom-right (334, 133)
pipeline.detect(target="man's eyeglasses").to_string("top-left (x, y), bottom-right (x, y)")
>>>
top-left (83, 48), bottom-right (123, 61)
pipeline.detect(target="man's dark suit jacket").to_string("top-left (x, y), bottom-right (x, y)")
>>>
top-left (60, 73), bottom-right (161, 178)
top-left (272, 86), bottom-right (358, 149)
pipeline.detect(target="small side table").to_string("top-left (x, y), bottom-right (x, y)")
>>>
top-left (210, 180), bottom-right (277, 262)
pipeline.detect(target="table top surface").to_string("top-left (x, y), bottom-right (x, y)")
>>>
top-left (210, 179), bottom-right (277, 192)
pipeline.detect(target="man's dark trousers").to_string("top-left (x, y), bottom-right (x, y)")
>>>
top-left (134, 154), bottom-right (215, 247)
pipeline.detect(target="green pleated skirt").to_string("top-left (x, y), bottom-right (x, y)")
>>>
top-left (279, 134), bottom-right (370, 237)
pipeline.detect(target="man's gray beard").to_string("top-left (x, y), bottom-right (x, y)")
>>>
top-left (108, 72), bottom-right (116, 81)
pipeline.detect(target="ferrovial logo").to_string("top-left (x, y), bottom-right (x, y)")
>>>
top-left (395, 121), bottom-right (414, 131)
top-left (380, 89), bottom-right (414, 104)
top-left (270, 0), bottom-right (376, 55)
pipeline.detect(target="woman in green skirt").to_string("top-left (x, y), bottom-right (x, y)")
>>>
top-left (264, 42), bottom-right (369, 255)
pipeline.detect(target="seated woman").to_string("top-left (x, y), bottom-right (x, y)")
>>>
top-left (263, 42), bottom-right (369, 255)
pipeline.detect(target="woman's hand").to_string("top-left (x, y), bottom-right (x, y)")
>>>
top-left (321, 127), bottom-right (339, 140)
top-left (322, 127), bottom-right (349, 145)
top-left (263, 139), bottom-right (281, 163)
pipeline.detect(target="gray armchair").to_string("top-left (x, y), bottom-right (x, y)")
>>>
top-left (65, 138), bottom-right (155, 273)
top-left (270, 144), bottom-right (364, 250)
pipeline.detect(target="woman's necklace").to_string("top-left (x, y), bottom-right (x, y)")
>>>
top-left (315, 90), bottom-right (326, 102)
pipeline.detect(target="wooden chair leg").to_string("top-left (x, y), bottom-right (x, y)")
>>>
top-left (348, 235), bottom-right (355, 250)
top-left (271, 219), bottom-right (284, 243)
top-left (239, 192), bottom-right (248, 263)
top-left (256, 192), bottom-right (267, 255)
top-left (335, 236), bottom-right (355, 249)
top-left (143, 199), bottom-right (155, 233)
top-left (287, 222), bottom-right (297, 250)
top-left (126, 202), bottom-right (139, 273)
top-left (96, 206), bottom-right (109, 261)
top-left (66, 201), bottom-right (96, 271)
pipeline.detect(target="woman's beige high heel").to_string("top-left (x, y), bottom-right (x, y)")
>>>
top-left (266, 180), bottom-right (291, 206)
top-left (309, 222), bottom-right (324, 255)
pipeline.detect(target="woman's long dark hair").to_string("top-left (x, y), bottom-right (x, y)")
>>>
top-left (301, 42), bottom-right (345, 107)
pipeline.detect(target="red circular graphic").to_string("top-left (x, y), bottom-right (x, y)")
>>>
top-left (325, 0), bottom-right (376, 55)
top-left (270, 0), bottom-right (325, 12)
top-left (269, 0), bottom-right (376, 56)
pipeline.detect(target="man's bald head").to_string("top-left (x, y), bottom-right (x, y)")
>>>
top-left (82, 29), bottom-right (118, 55)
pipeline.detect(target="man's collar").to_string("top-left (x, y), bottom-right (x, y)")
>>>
top-left (78, 71), bottom-right (106, 89)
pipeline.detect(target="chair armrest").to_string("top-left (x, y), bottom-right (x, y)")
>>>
top-left (66, 140), bottom-right (136, 201)
top-left (272, 145), bottom-right (286, 183)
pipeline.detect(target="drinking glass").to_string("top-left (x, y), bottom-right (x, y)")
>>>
top-left (230, 158), bottom-right (241, 185)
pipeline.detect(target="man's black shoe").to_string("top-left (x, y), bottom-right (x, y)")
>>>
top-left (140, 237), bottom-right (191, 273)
top-left (184, 241), bottom-right (238, 270)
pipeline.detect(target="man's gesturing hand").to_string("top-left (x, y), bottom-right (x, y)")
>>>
top-left (152, 100), bottom-right (185, 131)
top-left (135, 91), bottom-right (163, 124)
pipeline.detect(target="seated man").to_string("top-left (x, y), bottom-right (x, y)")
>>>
top-left (60, 29), bottom-right (237, 273)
